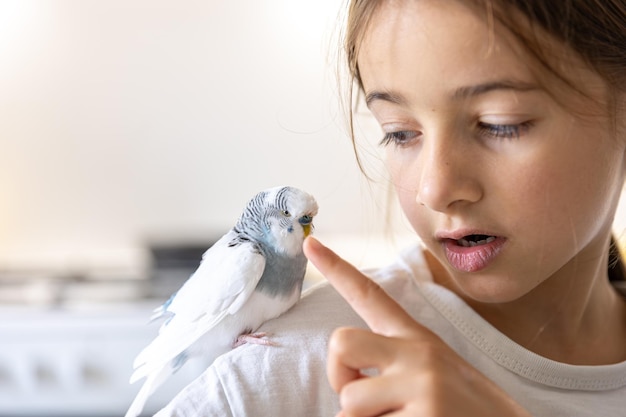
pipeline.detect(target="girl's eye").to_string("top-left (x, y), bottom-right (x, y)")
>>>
top-left (379, 130), bottom-right (420, 147)
top-left (477, 121), bottom-right (532, 140)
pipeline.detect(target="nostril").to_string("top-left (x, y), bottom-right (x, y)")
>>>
top-left (298, 215), bottom-right (312, 225)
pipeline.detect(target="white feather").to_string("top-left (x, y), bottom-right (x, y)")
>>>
top-left (130, 231), bottom-right (265, 382)
top-left (124, 366), bottom-right (169, 417)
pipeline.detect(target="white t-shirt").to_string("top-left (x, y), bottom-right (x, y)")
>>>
top-left (154, 244), bottom-right (626, 417)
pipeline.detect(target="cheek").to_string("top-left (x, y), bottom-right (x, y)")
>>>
top-left (395, 185), bottom-right (428, 239)
top-left (386, 147), bottom-right (421, 193)
top-left (387, 151), bottom-right (416, 198)
top-left (509, 143), bottom-right (622, 256)
top-left (389, 165), bottom-right (428, 235)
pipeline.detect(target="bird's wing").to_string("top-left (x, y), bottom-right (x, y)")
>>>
top-left (168, 231), bottom-right (265, 318)
top-left (131, 230), bottom-right (265, 378)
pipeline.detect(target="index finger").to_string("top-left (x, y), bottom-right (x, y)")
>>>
top-left (303, 236), bottom-right (425, 338)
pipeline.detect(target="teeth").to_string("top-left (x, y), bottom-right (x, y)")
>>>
top-left (457, 236), bottom-right (496, 247)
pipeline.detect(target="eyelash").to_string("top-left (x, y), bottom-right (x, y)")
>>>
top-left (379, 131), bottom-right (419, 147)
top-left (476, 121), bottom-right (532, 140)
top-left (379, 121), bottom-right (533, 147)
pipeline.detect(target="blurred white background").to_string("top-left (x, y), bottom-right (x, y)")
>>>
top-left (0, 1), bottom-right (413, 416)
top-left (0, 0), bottom-right (413, 277)
top-left (0, 1), bottom-right (624, 416)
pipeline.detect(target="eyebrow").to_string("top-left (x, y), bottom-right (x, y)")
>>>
top-left (365, 91), bottom-right (407, 107)
top-left (364, 79), bottom-right (539, 108)
top-left (452, 80), bottom-right (539, 99)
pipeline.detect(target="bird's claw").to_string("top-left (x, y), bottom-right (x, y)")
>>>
top-left (232, 332), bottom-right (277, 348)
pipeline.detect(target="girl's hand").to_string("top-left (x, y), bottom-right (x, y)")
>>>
top-left (303, 237), bottom-right (531, 417)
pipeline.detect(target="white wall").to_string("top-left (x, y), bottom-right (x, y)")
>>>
top-left (0, 0), bottom-right (413, 274)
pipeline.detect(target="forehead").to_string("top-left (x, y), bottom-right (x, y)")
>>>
top-left (357, 0), bottom-right (609, 111)
top-left (358, 1), bottom-right (533, 94)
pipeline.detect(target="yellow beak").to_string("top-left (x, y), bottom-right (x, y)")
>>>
top-left (303, 224), bottom-right (312, 237)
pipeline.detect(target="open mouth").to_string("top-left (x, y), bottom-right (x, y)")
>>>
top-left (443, 234), bottom-right (506, 272)
top-left (456, 234), bottom-right (497, 247)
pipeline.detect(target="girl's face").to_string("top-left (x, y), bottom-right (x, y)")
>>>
top-left (358, 0), bottom-right (626, 303)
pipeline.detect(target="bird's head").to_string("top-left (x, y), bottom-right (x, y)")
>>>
top-left (238, 186), bottom-right (318, 257)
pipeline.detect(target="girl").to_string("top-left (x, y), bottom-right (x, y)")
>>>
top-left (156, 1), bottom-right (626, 416)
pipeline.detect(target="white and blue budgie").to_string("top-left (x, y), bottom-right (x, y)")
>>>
top-left (125, 186), bottom-right (318, 417)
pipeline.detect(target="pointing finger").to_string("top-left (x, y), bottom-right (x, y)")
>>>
top-left (303, 236), bottom-right (428, 338)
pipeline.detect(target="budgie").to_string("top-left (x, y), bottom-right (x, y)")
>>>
top-left (125, 186), bottom-right (318, 417)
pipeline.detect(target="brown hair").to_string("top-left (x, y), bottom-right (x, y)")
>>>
top-left (344, 0), bottom-right (626, 92)
top-left (342, 0), bottom-right (626, 282)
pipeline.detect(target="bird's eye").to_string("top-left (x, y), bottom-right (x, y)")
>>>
top-left (281, 210), bottom-right (291, 217)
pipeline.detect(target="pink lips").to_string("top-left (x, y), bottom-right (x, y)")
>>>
top-left (441, 236), bottom-right (507, 272)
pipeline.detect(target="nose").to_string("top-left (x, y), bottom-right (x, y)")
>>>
top-left (416, 135), bottom-right (483, 212)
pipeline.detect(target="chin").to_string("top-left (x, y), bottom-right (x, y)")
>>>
top-left (451, 273), bottom-right (536, 305)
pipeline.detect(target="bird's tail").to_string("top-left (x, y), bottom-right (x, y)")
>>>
top-left (124, 366), bottom-right (169, 417)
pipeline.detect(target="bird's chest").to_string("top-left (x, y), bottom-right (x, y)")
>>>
top-left (255, 251), bottom-right (306, 298)
top-left (233, 287), bottom-right (300, 336)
